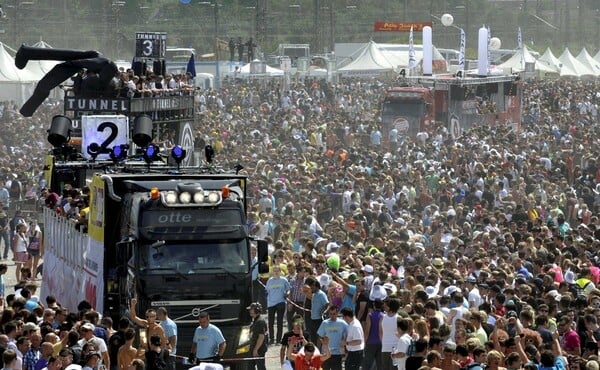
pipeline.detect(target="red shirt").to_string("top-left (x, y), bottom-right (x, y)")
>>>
top-left (294, 353), bottom-right (323, 370)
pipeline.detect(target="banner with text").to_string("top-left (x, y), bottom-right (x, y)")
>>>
top-left (373, 21), bottom-right (432, 32)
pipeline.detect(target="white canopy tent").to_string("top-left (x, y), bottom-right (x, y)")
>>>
top-left (0, 42), bottom-right (40, 105)
top-left (558, 48), bottom-right (595, 78)
top-left (538, 48), bottom-right (579, 77)
top-left (24, 40), bottom-right (61, 79)
top-left (595, 50), bottom-right (600, 64)
top-left (497, 46), bottom-right (557, 74)
top-left (576, 48), bottom-right (600, 77)
top-left (338, 41), bottom-right (396, 76)
top-left (239, 61), bottom-right (284, 76)
top-left (338, 41), bottom-right (447, 77)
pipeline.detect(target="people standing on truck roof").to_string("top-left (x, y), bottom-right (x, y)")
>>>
top-left (228, 38), bottom-right (235, 62)
top-left (188, 311), bottom-right (225, 364)
top-left (129, 299), bottom-right (167, 351)
top-left (246, 302), bottom-right (267, 370)
top-left (236, 37), bottom-right (244, 62)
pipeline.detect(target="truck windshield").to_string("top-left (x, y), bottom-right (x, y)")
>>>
top-left (139, 239), bottom-right (249, 275)
top-left (382, 100), bottom-right (424, 118)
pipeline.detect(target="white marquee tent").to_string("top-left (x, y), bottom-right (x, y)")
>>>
top-left (537, 48), bottom-right (579, 77)
top-left (497, 45), bottom-right (558, 74)
top-left (0, 42), bottom-right (41, 104)
top-left (24, 40), bottom-right (61, 79)
top-left (338, 41), bottom-right (447, 77)
top-left (576, 48), bottom-right (600, 77)
top-left (338, 41), bottom-right (396, 76)
top-left (239, 60), bottom-right (284, 76)
top-left (558, 48), bottom-right (595, 78)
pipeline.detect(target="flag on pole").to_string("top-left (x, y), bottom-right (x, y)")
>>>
top-left (458, 28), bottom-right (466, 74)
top-left (518, 27), bottom-right (525, 70)
top-left (186, 53), bottom-right (197, 78)
top-left (408, 26), bottom-right (416, 70)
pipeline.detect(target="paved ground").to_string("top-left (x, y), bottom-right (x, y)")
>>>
top-left (2, 252), bottom-right (36, 295)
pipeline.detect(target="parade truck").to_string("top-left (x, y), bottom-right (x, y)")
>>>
top-left (381, 74), bottom-right (521, 139)
top-left (39, 79), bottom-right (268, 370)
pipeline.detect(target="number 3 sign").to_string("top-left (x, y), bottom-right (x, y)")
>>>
top-left (81, 115), bottom-right (129, 160)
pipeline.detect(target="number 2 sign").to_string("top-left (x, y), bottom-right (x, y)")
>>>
top-left (81, 115), bottom-right (129, 160)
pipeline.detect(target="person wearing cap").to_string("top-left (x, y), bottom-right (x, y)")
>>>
top-left (359, 265), bottom-right (374, 292)
top-left (59, 348), bottom-right (81, 370)
top-left (466, 276), bottom-right (482, 309)
top-left (78, 323), bottom-right (109, 370)
top-left (258, 190), bottom-right (272, 214)
top-left (189, 312), bottom-right (225, 364)
top-left (316, 305), bottom-right (348, 370)
top-left (82, 352), bottom-right (101, 370)
top-left (247, 302), bottom-right (267, 370)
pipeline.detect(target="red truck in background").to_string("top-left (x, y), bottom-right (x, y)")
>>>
top-left (381, 74), bottom-right (521, 139)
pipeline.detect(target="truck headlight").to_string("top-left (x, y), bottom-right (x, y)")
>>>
top-left (238, 326), bottom-right (251, 345)
top-left (179, 192), bottom-right (191, 204)
top-left (193, 192), bottom-right (205, 203)
top-left (165, 192), bottom-right (177, 204)
top-left (207, 191), bottom-right (220, 204)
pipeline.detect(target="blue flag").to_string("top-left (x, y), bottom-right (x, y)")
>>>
top-left (186, 53), bottom-right (196, 78)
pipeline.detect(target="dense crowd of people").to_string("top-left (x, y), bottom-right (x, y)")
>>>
top-left (0, 75), bottom-right (600, 370)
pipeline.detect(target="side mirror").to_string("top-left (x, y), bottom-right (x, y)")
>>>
top-left (256, 240), bottom-right (269, 274)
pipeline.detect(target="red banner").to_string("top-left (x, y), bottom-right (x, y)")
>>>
top-left (373, 21), bottom-right (432, 32)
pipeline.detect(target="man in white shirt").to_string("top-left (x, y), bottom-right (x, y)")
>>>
top-left (392, 318), bottom-right (413, 370)
top-left (77, 323), bottom-right (109, 370)
top-left (466, 276), bottom-right (483, 309)
top-left (341, 308), bottom-right (364, 370)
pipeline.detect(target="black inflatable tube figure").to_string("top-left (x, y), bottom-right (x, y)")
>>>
top-left (15, 44), bottom-right (118, 117)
